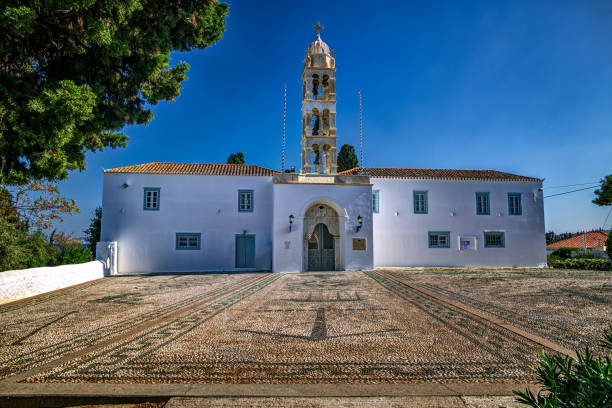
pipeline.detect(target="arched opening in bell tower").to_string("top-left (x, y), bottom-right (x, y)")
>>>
top-left (322, 109), bottom-right (330, 132)
top-left (311, 108), bottom-right (320, 135)
top-left (322, 75), bottom-right (329, 101)
top-left (312, 74), bottom-right (320, 100)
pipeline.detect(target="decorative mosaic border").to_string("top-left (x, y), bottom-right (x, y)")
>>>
top-left (384, 270), bottom-right (609, 354)
top-left (366, 271), bottom-right (544, 378)
top-left (27, 274), bottom-right (281, 383)
top-left (27, 272), bottom-right (543, 384)
top-left (0, 275), bottom-right (262, 380)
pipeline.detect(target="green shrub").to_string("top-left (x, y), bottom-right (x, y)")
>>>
top-left (514, 325), bottom-right (612, 407)
top-left (0, 218), bottom-right (51, 271)
top-left (549, 257), bottom-right (611, 271)
top-left (550, 247), bottom-right (577, 259)
top-left (573, 253), bottom-right (597, 259)
top-left (547, 255), bottom-right (564, 268)
top-left (52, 243), bottom-right (92, 266)
top-left (607, 234), bottom-right (612, 259)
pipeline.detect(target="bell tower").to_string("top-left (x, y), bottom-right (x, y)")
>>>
top-left (300, 22), bottom-right (337, 174)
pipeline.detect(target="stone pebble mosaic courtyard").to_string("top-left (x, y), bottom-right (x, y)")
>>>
top-left (0, 269), bottom-right (610, 387)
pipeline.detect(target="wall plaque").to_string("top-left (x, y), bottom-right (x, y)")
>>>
top-left (352, 238), bottom-right (366, 251)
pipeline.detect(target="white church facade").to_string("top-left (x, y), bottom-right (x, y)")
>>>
top-left (99, 26), bottom-right (546, 274)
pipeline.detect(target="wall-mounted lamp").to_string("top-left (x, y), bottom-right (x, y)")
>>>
top-left (356, 215), bottom-right (363, 232)
top-left (289, 214), bottom-right (294, 232)
top-left (121, 182), bottom-right (129, 189)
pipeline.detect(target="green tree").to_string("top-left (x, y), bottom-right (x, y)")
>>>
top-left (0, 182), bottom-right (76, 271)
top-left (0, 181), bottom-right (79, 230)
top-left (607, 233), bottom-right (612, 260)
top-left (53, 242), bottom-right (92, 266)
top-left (227, 152), bottom-right (245, 165)
top-left (337, 144), bottom-right (358, 172)
top-left (84, 207), bottom-right (102, 258)
top-left (0, 218), bottom-right (50, 271)
top-left (593, 175), bottom-right (612, 206)
top-left (0, 1), bottom-right (228, 185)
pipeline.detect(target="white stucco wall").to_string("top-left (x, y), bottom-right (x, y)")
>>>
top-left (272, 182), bottom-right (374, 272)
top-left (371, 178), bottom-right (546, 267)
top-left (0, 261), bottom-right (105, 305)
top-left (101, 173), bottom-right (274, 273)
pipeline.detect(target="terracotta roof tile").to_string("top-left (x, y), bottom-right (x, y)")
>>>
top-left (104, 162), bottom-right (279, 177)
top-left (339, 167), bottom-right (542, 182)
top-left (546, 231), bottom-right (608, 249)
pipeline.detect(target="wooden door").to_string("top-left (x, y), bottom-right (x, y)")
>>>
top-left (235, 235), bottom-right (255, 268)
top-left (307, 224), bottom-right (335, 271)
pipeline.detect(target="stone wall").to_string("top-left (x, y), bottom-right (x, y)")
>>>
top-left (0, 261), bottom-right (105, 305)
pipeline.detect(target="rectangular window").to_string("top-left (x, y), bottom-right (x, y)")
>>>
top-left (484, 231), bottom-right (505, 248)
top-left (476, 192), bottom-right (490, 215)
top-left (414, 191), bottom-right (428, 214)
top-left (176, 233), bottom-right (201, 250)
top-left (143, 188), bottom-right (160, 211)
top-left (428, 231), bottom-right (450, 248)
top-left (238, 190), bottom-right (254, 212)
top-left (508, 193), bottom-right (522, 215)
top-left (372, 190), bottom-right (380, 213)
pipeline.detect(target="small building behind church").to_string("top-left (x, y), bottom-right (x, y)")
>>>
top-left (99, 25), bottom-right (546, 274)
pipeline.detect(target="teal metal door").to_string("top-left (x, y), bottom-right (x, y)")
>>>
top-left (235, 235), bottom-right (255, 268)
top-left (307, 223), bottom-right (335, 271)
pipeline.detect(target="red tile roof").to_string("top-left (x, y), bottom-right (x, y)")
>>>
top-left (547, 231), bottom-right (609, 249)
top-left (339, 167), bottom-right (542, 182)
top-left (104, 162), bottom-right (279, 177)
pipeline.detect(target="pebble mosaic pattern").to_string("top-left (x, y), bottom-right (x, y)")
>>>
top-left (25, 271), bottom-right (553, 384)
top-left (384, 269), bottom-right (612, 355)
top-left (0, 273), bottom-right (261, 379)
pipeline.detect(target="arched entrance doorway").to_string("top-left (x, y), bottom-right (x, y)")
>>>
top-left (303, 202), bottom-right (341, 271)
top-left (308, 223), bottom-right (335, 271)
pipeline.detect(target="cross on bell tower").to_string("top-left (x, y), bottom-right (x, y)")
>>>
top-left (300, 22), bottom-right (337, 174)
top-left (313, 21), bottom-right (324, 38)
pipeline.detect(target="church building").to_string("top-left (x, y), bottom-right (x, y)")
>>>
top-left (99, 25), bottom-right (547, 274)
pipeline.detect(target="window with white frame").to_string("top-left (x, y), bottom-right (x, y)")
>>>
top-left (238, 190), bottom-right (254, 212)
top-left (143, 188), bottom-right (160, 211)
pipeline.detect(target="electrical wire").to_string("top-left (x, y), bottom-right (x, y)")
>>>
top-left (544, 181), bottom-right (600, 189)
top-left (602, 206), bottom-right (612, 230)
top-left (543, 185), bottom-right (598, 198)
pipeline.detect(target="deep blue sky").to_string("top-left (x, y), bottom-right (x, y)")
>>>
top-left (59, 0), bottom-right (612, 236)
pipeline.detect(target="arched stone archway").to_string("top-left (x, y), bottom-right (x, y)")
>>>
top-left (303, 202), bottom-right (341, 271)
